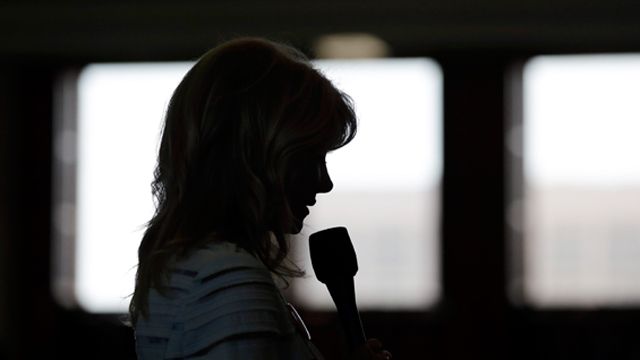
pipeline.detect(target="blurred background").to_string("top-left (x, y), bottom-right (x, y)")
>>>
top-left (3, 0), bottom-right (640, 359)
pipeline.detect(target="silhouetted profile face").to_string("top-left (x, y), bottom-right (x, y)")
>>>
top-left (285, 150), bottom-right (334, 233)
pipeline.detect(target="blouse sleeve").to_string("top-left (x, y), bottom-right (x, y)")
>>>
top-left (173, 245), bottom-right (299, 359)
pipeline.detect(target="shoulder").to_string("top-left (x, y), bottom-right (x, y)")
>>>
top-left (174, 241), bottom-right (283, 311)
top-left (171, 241), bottom-right (297, 358)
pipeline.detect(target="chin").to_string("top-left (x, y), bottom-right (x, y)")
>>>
top-left (287, 208), bottom-right (308, 234)
top-left (287, 212), bottom-right (306, 234)
top-left (289, 221), bottom-right (304, 234)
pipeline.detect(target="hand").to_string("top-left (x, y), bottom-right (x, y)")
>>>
top-left (353, 338), bottom-right (393, 360)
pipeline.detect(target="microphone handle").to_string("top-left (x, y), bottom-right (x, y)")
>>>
top-left (326, 277), bottom-right (366, 351)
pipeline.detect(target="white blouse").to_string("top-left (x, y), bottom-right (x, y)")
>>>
top-left (134, 241), bottom-right (324, 359)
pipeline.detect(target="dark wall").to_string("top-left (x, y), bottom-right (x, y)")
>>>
top-left (2, 0), bottom-right (640, 61)
top-left (0, 65), bottom-right (57, 358)
top-left (2, 1), bottom-right (640, 359)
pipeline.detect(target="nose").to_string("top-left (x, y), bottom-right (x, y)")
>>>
top-left (317, 163), bottom-right (333, 194)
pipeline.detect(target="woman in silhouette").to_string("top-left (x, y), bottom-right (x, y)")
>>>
top-left (129, 38), bottom-right (392, 359)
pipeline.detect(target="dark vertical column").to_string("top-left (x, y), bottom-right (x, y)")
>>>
top-left (0, 67), bottom-right (9, 360)
top-left (0, 62), bottom-right (138, 360)
top-left (440, 54), bottom-right (510, 359)
top-left (1, 64), bottom-right (56, 359)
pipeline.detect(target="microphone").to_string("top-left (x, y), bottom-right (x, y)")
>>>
top-left (309, 227), bottom-right (366, 351)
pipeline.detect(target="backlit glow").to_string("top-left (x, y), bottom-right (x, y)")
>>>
top-left (63, 58), bottom-right (442, 313)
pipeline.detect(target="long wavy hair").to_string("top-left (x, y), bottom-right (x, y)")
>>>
top-left (129, 38), bottom-right (357, 324)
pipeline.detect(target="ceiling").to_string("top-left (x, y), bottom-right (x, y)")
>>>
top-left (2, 0), bottom-right (640, 61)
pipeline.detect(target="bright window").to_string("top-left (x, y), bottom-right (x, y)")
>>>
top-left (522, 54), bottom-right (640, 307)
top-left (53, 58), bottom-right (442, 313)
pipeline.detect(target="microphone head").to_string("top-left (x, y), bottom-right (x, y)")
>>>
top-left (309, 227), bottom-right (358, 284)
